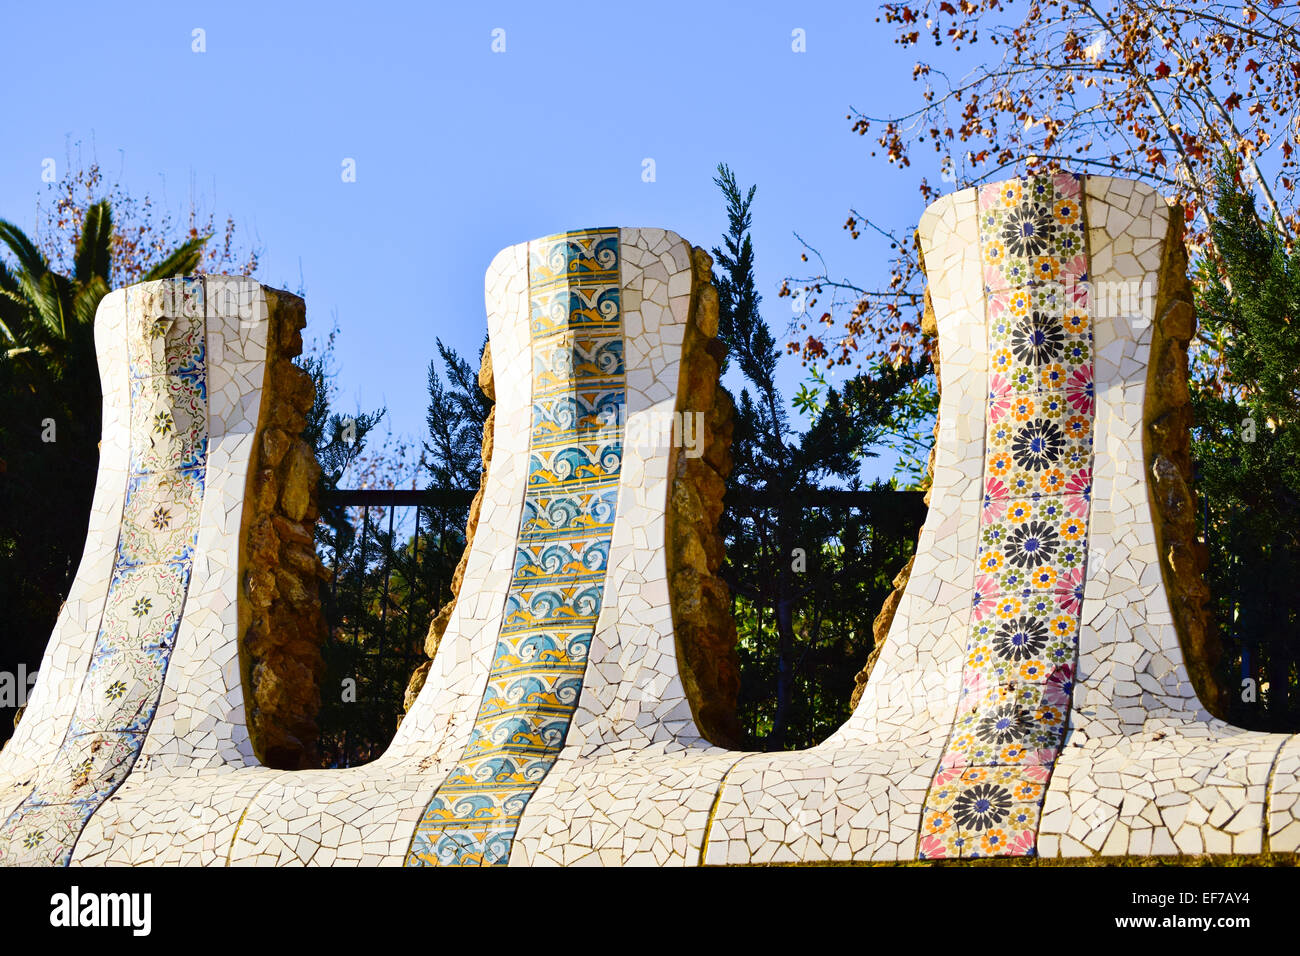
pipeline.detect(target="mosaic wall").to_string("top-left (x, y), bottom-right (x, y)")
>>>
top-left (0, 281), bottom-right (209, 865)
top-left (918, 173), bottom-right (1092, 858)
top-left (1033, 176), bottom-right (1285, 859)
top-left (406, 230), bottom-right (625, 865)
top-left (701, 177), bottom-right (1300, 864)
top-left (2, 196), bottom-right (1298, 867)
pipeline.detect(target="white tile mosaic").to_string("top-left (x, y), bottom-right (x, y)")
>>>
top-left (703, 190), bottom-right (988, 863)
top-left (5, 196), bottom-right (1297, 867)
top-left (0, 289), bottom-right (131, 829)
top-left (1033, 177), bottom-right (1294, 859)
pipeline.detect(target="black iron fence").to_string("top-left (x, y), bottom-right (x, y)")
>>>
top-left (315, 487), bottom-right (928, 764)
top-left (313, 487), bottom-right (1297, 766)
top-left (722, 489), bottom-right (926, 749)
top-left (1205, 496), bottom-right (1300, 732)
top-left (316, 488), bottom-right (474, 767)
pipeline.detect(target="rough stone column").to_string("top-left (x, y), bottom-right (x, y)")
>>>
top-left (1144, 209), bottom-right (1225, 717)
top-left (240, 288), bottom-right (329, 769)
top-left (667, 246), bottom-right (742, 748)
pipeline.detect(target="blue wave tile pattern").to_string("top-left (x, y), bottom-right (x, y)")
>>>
top-left (406, 229), bottom-right (624, 866)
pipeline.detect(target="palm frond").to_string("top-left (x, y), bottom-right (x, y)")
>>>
top-left (74, 201), bottom-right (113, 286)
top-left (142, 235), bottom-right (208, 281)
top-left (73, 276), bottom-right (110, 329)
top-left (0, 255), bottom-right (21, 295)
top-left (0, 286), bottom-right (29, 344)
top-left (0, 218), bottom-right (48, 279)
top-left (19, 270), bottom-right (73, 343)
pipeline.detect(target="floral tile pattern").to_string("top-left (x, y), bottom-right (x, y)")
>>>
top-left (24, 732), bottom-right (143, 806)
top-left (919, 173), bottom-right (1091, 859)
top-left (125, 281), bottom-right (205, 378)
top-left (71, 647), bottom-right (172, 735)
top-left (128, 373), bottom-right (208, 473)
top-left (983, 389), bottom-right (1092, 502)
top-left (920, 765), bottom-right (1049, 859)
top-left (405, 229), bottom-right (624, 866)
top-left (119, 470), bottom-right (205, 566)
top-left (0, 278), bottom-right (207, 866)
top-left (980, 175), bottom-right (1087, 292)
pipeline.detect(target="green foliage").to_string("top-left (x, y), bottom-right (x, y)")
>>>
top-left (0, 195), bottom-right (229, 742)
top-left (1191, 160), bottom-right (1300, 730)
top-left (869, 362), bottom-right (940, 489)
top-left (424, 336), bottom-right (491, 493)
top-left (713, 163), bottom-right (926, 750)
top-left (791, 358), bottom-right (938, 490)
top-left (791, 367), bottom-right (828, 417)
top-left (313, 337), bottom-right (489, 766)
top-left (299, 324), bottom-right (387, 560)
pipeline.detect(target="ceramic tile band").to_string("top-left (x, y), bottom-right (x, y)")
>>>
top-left (510, 229), bottom-right (740, 867)
top-left (405, 229), bottom-right (624, 866)
top-left (918, 173), bottom-right (1091, 859)
top-left (0, 278), bottom-right (209, 866)
top-left (0, 291), bottom-right (131, 822)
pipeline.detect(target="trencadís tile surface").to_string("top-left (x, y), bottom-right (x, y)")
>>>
top-left (3, 192), bottom-right (1297, 867)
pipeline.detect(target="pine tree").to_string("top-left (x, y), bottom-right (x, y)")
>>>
top-left (712, 164), bottom-right (927, 749)
top-left (1192, 160), bottom-right (1300, 730)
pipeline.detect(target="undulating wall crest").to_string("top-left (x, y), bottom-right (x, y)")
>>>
top-left (1, 194), bottom-right (1297, 866)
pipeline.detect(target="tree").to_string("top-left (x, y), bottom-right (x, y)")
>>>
top-left (423, 337), bottom-right (491, 494)
top-left (1192, 160), bottom-right (1300, 730)
top-left (414, 336), bottom-right (491, 640)
top-left (788, 1), bottom-right (1300, 373)
top-left (297, 320), bottom-right (391, 766)
top-left (0, 158), bottom-right (256, 742)
top-left (312, 335), bottom-right (489, 766)
top-left (712, 164), bottom-right (927, 749)
top-left (299, 323), bottom-right (389, 556)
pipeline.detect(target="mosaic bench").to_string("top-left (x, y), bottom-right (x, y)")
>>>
top-left (2, 177), bottom-right (1298, 866)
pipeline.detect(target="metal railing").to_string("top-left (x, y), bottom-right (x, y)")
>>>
top-left (316, 488), bottom-right (474, 767)
top-left (313, 487), bottom-right (1297, 765)
top-left (314, 487), bottom-right (928, 764)
top-left (1203, 497), bottom-right (1299, 731)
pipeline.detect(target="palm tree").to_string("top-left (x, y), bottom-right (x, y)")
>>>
top-left (0, 200), bottom-right (210, 741)
top-left (0, 200), bottom-right (206, 381)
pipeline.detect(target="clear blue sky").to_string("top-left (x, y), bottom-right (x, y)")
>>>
top-left (2, 0), bottom-right (936, 485)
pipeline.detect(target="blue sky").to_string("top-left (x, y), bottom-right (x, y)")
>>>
top-left (2, 0), bottom-right (937, 485)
